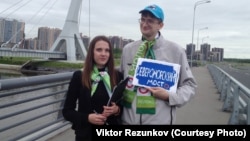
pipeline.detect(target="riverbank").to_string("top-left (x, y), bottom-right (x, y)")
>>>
top-left (0, 57), bottom-right (83, 71)
top-left (0, 64), bottom-right (21, 70)
top-left (0, 63), bottom-right (79, 75)
top-left (0, 57), bottom-right (84, 75)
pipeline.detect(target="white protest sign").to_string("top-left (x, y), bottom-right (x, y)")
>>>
top-left (132, 58), bottom-right (180, 93)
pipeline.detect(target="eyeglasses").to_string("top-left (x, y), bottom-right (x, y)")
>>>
top-left (138, 18), bottom-right (159, 25)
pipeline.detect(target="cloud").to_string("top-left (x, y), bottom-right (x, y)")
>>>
top-left (0, 0), bottom-right (250, 58)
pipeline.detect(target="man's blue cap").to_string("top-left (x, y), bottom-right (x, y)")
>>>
top-left (139, 4), bottom-right (164, 22)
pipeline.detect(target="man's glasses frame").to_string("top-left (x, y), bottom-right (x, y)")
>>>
top-left (138, 18), bottom-right (160, 25)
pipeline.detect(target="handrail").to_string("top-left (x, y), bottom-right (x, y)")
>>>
top-left (0, 71), bottom-right (74, 141)
top-left (0, 72), bottom-right (73, 90)
top-left (207, 64), bottom-right (250, 124)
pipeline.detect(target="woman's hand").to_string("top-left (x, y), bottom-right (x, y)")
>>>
top-left (147, 87), bottom-right (169, 101)
top-left (102, 102), bottom-right (120, 117)
top-left (88, 113), bottom-right (107, 125)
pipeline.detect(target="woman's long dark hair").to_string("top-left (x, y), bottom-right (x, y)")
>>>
top-left (82, 35), bottom-right (117, 90)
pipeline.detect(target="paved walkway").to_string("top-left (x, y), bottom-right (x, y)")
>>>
top-left (175, 66), bottom-right (231, 124)
top-left (47, 66), bottom-right (231, 141)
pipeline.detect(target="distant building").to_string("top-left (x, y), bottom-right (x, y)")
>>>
top-left (122, 38), bottom-right (134, 48)
top-left (201, 43), bottom-right (211, 61)
top-left (108, 36), bottom-right (121, 49)
top-left (186, 42), bottom-right (224, 63)
top-left (80, 34), bottom-right (90, 50)
top-left (0, 18), bottom-right (25, 47)
top-left (212, 47), bottom-right (224, 61)
top-left (24, 38), bottom-right (38, 50)
top-left (37, 27), bottom-right (61, 50)
top-left (186, 43), bottom-right (195, 60)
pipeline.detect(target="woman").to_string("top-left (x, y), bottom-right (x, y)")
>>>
top-left (62, 35), bottom-right (123, 141)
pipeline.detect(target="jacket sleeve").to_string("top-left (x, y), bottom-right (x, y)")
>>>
top-left (168, 50), bottom-right (197, 107)
top-left (62, 70), bottom-right (90, 129)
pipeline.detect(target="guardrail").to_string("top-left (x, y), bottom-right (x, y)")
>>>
top-left (0, 72), bottom-right (73, 141)
top-left (207, 64), bottom-right (250, 124)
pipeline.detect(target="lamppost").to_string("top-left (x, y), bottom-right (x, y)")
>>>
top-left (202, 36), bottom-right (209, 43)
top-left (190, 0), bottom-right (211, 67)
top-left (197, 27), bottom-right (208, 53)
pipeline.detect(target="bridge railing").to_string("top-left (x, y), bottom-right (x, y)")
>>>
top-left (0, 48), bottom-right (66, 60)
top-left (0, 72), bottom-right (73, 141)
top-left (207, 64), bottom-right (250, 125)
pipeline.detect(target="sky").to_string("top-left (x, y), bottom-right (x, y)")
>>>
top-left (0, 0), bottom-right (250, 59)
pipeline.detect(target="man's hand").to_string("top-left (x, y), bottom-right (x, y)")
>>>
top-left (147, 87), bottom-right (169, 101)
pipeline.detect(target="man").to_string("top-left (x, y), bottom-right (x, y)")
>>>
top-left (120, 4), bottom-right (197, 125)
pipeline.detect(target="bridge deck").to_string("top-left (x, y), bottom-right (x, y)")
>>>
top-left (47, 66), bottom-right (231, 141)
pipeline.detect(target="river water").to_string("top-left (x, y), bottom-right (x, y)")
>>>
top-left (0, 69), bottom-right (24, 79)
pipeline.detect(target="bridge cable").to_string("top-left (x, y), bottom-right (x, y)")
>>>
top-left (0, 0), bottom-right (25, 15)
top-left (79, 0), bottom-right (82, 30)
top-left (3, 0), bottom-right (33, 19)
top-left (26, 0), bottom-right (59, 37)
top-left (6, 0), bottom-right (52, 47)
top-left (89, 0), bottom-right (91, 38)
top-left (0, 0), bottom-right (33, 48)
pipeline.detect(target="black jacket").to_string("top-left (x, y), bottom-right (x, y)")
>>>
top-left (62, 70), bottom-right (123, 140)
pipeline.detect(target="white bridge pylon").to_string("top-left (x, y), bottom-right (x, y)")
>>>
top-left (49, 0), bottom-right (87, 61)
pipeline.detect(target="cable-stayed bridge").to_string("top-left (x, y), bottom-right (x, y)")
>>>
top-left (0, 0), bottom-right (87, 61)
